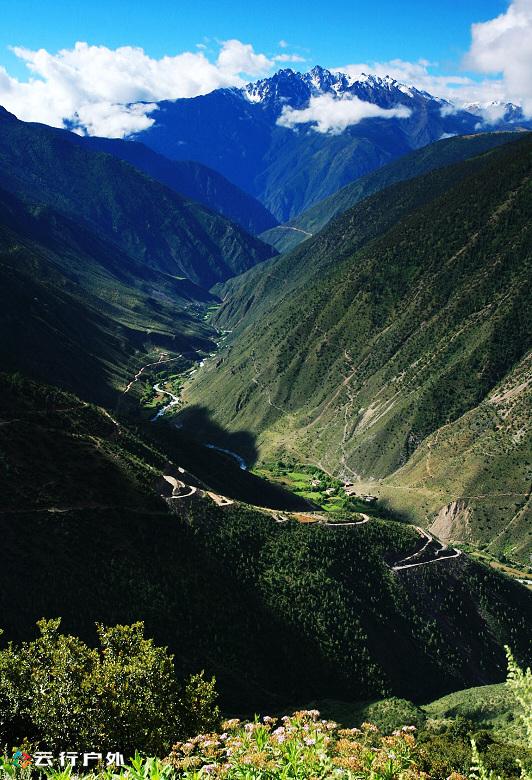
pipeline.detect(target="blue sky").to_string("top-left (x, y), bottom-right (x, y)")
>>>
top-left (0, 0), bottom-right (508, 80)
top-left (1, 0), bottom-right (530, 138)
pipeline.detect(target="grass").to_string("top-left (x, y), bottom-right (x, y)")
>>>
top-left (253, 462), bottom-right (339, 508)
top-left (255, 462), bottom-right (344, 507)
top-left (423, 683), bottom-right (525, 745)
top-left (254, 461), bottom-right (400, 521)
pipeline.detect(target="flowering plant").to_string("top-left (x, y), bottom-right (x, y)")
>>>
top-left (167, 710), bottom-right (423, 779)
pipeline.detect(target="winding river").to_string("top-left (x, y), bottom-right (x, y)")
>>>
top-left (150, 383), bottom-right (181, 421)
top-left (151, 381), bottom-right (248, 470)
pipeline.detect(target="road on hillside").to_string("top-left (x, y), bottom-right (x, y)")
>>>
top-left (124, 354), bottom-right (183, 393)
top-left (318, 515), bottom-right (462, 571)
top-left (391, 527), bottom-right (462, 571)
top-left (322, 513), bottom-right (370, 527)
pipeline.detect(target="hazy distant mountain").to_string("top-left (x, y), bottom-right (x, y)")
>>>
top-left (0, 107), bottom-right (276, 289)
top-left (131, 66), bottom-right (531, 221)
top-left (80, 135), bottom-right (278, 235)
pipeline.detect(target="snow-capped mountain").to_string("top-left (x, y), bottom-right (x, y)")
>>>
top-left (131, 66), bottom-right (528, 222)
top-left (243, 65), bottom-right (448, 112)
top-left (462, 100), bottom-right (525, 125)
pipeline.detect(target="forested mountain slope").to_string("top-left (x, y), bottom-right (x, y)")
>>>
top-left (0, 186), bottom-right (217, 404)
top-left (180, 135), bottom-right (532, 561)
top-left (1, 373), bottom-right (530, 711)
top-left (213, 135), bottom-right (531, 330)
top-left (261, 131), bottom-right (522, 253)
top-left (81, 135), bottom-right (278, 235)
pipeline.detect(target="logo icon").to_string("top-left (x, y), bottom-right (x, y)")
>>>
top-left (12, 752), bottom-right (32, 769)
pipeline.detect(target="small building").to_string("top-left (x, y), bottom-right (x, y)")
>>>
top-left (343, 484), bottom-right (358, 496)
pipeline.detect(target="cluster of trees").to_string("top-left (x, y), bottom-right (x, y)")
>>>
top-left (0, 620), bottom-right (219, 755)
top-left (1, 625), bottom-right (530, 779)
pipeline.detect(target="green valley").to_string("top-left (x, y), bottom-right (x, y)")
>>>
top-left (0, 109), bottom-right (276, 405)
top-left (0, 50), bottom-right (531, 779)
top-left (179, 135), bottom-right (532, 563)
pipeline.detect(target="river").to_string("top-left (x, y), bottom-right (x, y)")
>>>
top-left (148, 334), bottom-right (248, 470)
top-left (150, 383), bottom-right (181, 421)
top-left (204, 443), bottom-right (248, 470)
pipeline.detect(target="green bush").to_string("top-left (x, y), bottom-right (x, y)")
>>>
top-left (0, 620), bottom-right (219, 756)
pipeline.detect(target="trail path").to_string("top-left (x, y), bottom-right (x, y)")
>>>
top-left (322, 513), bottom-right (370, 528)
top-left (251, 353), bottom-right (286, 413)
top-left (275, 226), bottom-right (313, 237)
top-left (124, 354), bottom-right (183, 393)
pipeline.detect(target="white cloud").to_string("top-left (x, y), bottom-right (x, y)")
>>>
top-left (216, 39), bottom-right (272, 77)
top-left (2, 2), bottom-right (531, 139)
top-left (0, 39), bottom-right (274, 137)
top-left (277, 92), bottom-right (411, 134)
top-left (466, 0), bottom-right (532, 114)
top-left (273, 53), bottom-right (306, 63)
top-left (342, 59), bottom-right (467, 96)
top-left (339, 58), bottom-right (505, 106)
top-left (339, 1), bottom-right (532, 117)
top-left (71, 101), bottom-right (159, 138)
top-left (466, 102), bottom-right (511, 124)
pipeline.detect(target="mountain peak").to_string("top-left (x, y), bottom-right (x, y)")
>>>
top-left (463, 100), bottom-right (525, 124)
top-left (243, 68), bottom-right (312, 106)
top-left (243, 65), bottom-right (442, 110)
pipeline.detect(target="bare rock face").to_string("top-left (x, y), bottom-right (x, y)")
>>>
top-left (430, 500), bottom-right (471, 544)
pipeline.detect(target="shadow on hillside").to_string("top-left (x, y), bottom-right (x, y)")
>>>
top-left (172, 403), bottom-right (258, 465)
top-left (147, 404), bottom-right (310, 511)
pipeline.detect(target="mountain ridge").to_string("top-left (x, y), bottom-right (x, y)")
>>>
top-left (130, 66), bottom-right (532, 222)
top-left (259, 130), bottom-right (524, 253)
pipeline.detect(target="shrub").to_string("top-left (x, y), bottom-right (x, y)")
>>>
top-left (0, 620), bottom-right (219, 756)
